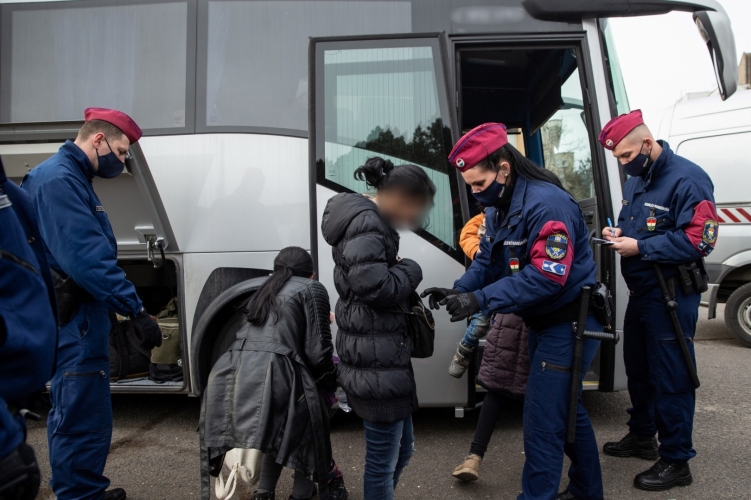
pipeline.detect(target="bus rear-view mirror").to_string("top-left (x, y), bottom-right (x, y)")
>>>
top-left (694, 9), bottom-right (738, 101)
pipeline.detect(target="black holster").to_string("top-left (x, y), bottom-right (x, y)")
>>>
top-left (51, 270), bottom-right (93, 327)
top-left (675, 259), bottom-right (708, 295)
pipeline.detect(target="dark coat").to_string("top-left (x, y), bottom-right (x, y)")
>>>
top-left (477, 313), bottom-right (529, 398)
top-left (200, 277), bottom-right (336, 500)
top-left (321, 193), bottom-right (423, 423)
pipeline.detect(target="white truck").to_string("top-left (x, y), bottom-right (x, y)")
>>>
top-left (658, 86), bottom-right (751, 346)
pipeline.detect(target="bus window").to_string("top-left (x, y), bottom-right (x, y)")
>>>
top-left (539, 67), bottom-right (595, 201)
top-left (314, 39), bottom-right (461, 258)
top-left (202, 1), bottom-right (411, 134)
top-left (0, 1), bottom-right (191, 131)
top-left (600, 19), bottom-right (631, 116)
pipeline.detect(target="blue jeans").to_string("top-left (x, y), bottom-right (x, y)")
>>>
top-left (624, 286), bottom-right (699, 462)
top-left (519, 316), bottom-right (604, 500)
top-left (362, 415), bottom-right (414, 500)
top-left (460, 312), bottom-right (490, 349)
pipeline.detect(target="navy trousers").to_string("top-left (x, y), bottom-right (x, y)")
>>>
top-left (624, 285), bottom-right (699, 463)
top-left (519, 316), bottom-right (603, 500)
top-left (47, 302), bottom-right (113, 500)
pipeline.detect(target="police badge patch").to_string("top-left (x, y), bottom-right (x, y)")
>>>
top-left (702, 219), bottom-right (718, 244)
top-left (545, 233), bottom-right (568, 260)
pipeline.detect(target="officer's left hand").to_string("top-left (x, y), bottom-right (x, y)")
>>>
top-left (133, 311), bottom-right (163, 351)
top-left (609, 236), bottom-right (640, 257)
top-left (442, 292), bottom-right (480, 322)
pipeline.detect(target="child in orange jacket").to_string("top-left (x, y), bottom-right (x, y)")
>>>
top-left (449, 212), bottom-right (490, 377)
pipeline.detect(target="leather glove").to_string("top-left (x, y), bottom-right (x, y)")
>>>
top-left (133, 310), bottom-right (162, 350)
top-left (442, 292), bottom-right (480, 322)
top-left (420, 287), bottom-right (459, 310)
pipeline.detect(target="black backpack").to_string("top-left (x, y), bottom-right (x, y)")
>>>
top-left (109, 312), bottom-right (151, 381)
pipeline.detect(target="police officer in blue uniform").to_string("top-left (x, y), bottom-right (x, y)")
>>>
top-left (22, 108), bottom-right (162, 500)
top-left (422, 123), bottom-right (605, 500)
top-left (0, 155), bottom-right (58, 500)
top-left (599, 110), bottom-right (717, 491)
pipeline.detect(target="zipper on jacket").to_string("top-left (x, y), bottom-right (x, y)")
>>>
top-left (0, 249), bottom-right (38, 275)
top-left (541, 360), bottom-right (571, 373)
top-left (63, 370), bottom-right (107, 378)
top-left (637, 218), bottom-right (668, 233)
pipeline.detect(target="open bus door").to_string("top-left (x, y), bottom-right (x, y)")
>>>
top-left (308, 34), bottom-right (480, 415)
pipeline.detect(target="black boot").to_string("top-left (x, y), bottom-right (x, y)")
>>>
top-left (603, 432), bottom-right (659, 459)
top-left (327, 475), bottom-right (348, 500)
top-left (634, 459), bottom-right (692, 491)
top-left (102, 488), bottom-right (126, 500)
top-left (252, 491), bottom-right (275, 500)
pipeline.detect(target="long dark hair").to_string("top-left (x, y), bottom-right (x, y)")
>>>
top-left (476, 143), bottom-right (565, 190)
top-left (354, 157), bottom-right (437, 203)
top-left (245, 246), bottom-right (314, 326)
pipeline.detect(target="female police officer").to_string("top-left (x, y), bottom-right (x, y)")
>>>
top-left (422, 123), bottom-right (604, 500)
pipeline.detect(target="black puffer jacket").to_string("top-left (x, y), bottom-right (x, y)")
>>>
top-left (321, 193), bottom-right (423, 423)
top-left (199, 277), bottom-right (336, 500)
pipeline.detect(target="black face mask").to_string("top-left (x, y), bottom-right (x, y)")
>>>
top-left (95, 137), bottom-right (125, 179)
top-left (622, 140), bottom-right (653, 177)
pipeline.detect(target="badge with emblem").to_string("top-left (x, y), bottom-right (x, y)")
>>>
top-left (702, 219), bottom-right (718, 244)
top-left (456, 158), bottom-right (465, 168)
top-left (545, 233), bottom-right (568, 260)
top-left (646, 216), bottom-right (657, 231)
top-left (509, 258), bottom-right (520, 273)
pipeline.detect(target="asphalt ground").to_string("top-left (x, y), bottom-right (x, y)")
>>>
top-left (26, 305), bottom-right (751, 499)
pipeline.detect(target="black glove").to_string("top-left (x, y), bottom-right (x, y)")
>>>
top-left (443, 292), bottom-right (480, 322)
top-left (420, 287), bottom-right (459, 310)
top-left (133, 310), bottom-right (162, 350)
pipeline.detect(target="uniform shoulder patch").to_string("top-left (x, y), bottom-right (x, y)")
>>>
top-left (545, 233), bottom-right (568, 260)
top-left (542, 260), bottom-right (567, 276)
top-left (702, 219), bottom-right (718, 244)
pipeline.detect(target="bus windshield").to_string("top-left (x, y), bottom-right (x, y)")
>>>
top-left (600, 19), bottom-right (631, 116)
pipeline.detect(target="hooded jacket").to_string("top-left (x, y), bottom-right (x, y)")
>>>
top-left (321, 193), bottom-right (423, 423)
top-left (200, 277), bottom-right (336, 500)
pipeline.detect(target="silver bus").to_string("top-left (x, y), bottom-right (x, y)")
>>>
top-left (0, 0), bottom-right (737, 416)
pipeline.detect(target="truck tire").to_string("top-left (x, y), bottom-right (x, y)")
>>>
top-left (210, 308), bottom-right (246, 366)
top-left (724, 282), bottom-right (751, 348)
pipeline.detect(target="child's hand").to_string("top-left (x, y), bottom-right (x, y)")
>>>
top-left (329, 312), bottom-right (335, 324)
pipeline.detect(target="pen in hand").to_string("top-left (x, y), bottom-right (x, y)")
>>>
top-left (607, 217), bottom-right (615, 238)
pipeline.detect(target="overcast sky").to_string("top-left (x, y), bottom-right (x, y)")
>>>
top-left (609, 0), bottom-right (751, 133)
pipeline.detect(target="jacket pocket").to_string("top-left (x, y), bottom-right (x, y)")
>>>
top-left (0, 249), bottom-right (38, 275)
top-left (57, 367), bottom-right (110, 434)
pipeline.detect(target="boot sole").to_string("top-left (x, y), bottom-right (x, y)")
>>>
top-left (634, 474), bottom-right (692, 491)
top-left (452, 468), bottom-right (479, 482)
top-left (603, 447), bottom-right (659, 460)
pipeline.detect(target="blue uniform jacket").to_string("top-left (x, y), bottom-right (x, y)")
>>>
top-left (21, 141), bottom-right (142, 317)
top-left (454, 176), bottom-right (596, 318)
top-left (0, 160), bottom-right (57, 457)
top-left (617, 141), bottom-right (717, 291)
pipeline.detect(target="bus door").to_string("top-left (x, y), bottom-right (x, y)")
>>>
top-left (308, 34), bottom-right (475, 413)
top-left (453, 36), bottom-right (617, 390)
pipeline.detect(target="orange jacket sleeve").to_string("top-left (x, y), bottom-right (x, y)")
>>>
top-left (459, 213), bottom-right (486, 260)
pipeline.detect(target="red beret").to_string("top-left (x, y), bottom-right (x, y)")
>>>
top-left (598, 109), bottom-right (644, 150)
top-left (448, 123), bottom-right (508, 172)
top-left (84, 107), bottom-right (142, 144)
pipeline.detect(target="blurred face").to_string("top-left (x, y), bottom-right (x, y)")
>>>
top-left (460, 161), bottom-right (511, 193)
top-left (376, 188), bottom-right (431, 230)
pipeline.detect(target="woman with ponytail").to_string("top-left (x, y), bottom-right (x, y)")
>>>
top-left (321, 157), bottom-right (435, 500)
top-left (422, 123), bottom-right (605, 500)
top-left (201, 247), bottom-right (347, 500)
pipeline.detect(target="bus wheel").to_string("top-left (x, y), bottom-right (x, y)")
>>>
top-left (724, 282), bottom-right (751, 348)
top-left (210, 308), bottom-right (247, 366)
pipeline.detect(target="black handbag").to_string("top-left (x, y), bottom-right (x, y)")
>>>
top-left (398, 292), bottom-right (436, 358)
